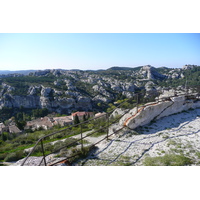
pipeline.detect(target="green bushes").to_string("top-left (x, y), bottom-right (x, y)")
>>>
top-left (0, 153), bottom-right (7, 161)
top-left (44, 143), bottom-right (53, 152)
top-left (4, 150), bottom-right (25, 162)
top-left (68, 145), bottom-right (93, 163)
top-left (53, 141), bottom-right (64, 152)
top-left (1, 132), bottom-right (12, 141)
top-left (52, 138), bottom-right (78, 153)
top-left (63, 138), bottom-right (78, 147)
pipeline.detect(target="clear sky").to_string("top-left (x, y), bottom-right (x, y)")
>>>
top-left (0, 33), bottom-right (199, 71)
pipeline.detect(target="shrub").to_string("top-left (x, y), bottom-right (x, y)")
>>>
top-left (0, 139), bottom-right (4, 145)
top-left (44, 143), bottom-right (53, 152)
top-left (1, 132), bottom-right (10, 141)
top-left (55, 133), bottom-right (64, 139)
top-left (68, 145), bottom-right (93, 163)
top-left (53, 141), bottom-right (64, 152)
top-left (4, 151), bottom-right (24, 162)
top-left (63, 138), bottom-right (78, 147)
top-left (34, 145), bottom-right (42, 153)
top-left (0, 153), bottom-right (8, 161)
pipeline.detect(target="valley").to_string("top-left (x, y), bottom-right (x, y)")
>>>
top-left (0, 64), bottom-right (200, 166)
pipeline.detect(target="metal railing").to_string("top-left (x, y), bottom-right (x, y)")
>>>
top-left (21, 97), bottom-right (138, 166)
top-left (21, 91), bottom-right (200, 166)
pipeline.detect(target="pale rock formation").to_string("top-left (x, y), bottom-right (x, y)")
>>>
top-left (109, 95), bottom-right (200, 134)
top-left (28, 86), bottom-right (41, 95)
top-left (124, 95), bottom-right (200, 130)
top-left (139, 65), bottom-right (166, 80)
top-left (182, 65), bottom-right (196, 70)
top-left (41, 87), bottom-right (53, 97)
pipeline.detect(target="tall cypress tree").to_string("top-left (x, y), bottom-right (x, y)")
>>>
top-left (83, 114), bottom-right (87, 122)
top-left (74, 114), bottom-right (80, 125)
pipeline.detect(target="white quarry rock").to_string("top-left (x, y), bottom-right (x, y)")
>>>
top-left (122, 95), bottom-right (200, 130)
top-left (119, 107), bottom-right (137, 126)
top-left (125, 101), bottom-right (173, 129)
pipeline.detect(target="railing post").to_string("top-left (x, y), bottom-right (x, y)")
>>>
top-left (80, 124), bottom-right (83, 151)
top-left (107, 113), bottom-right (109, 140)
top-left (40, 139), bottom-right (47, 166)
top-left (136, 93), bottom-right (138, 112)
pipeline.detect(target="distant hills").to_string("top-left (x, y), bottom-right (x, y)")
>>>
top-left (0, 70), bottom-right (37, 75)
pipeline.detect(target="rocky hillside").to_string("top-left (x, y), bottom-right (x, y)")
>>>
top-left (0, 64), bottom-right (199, 121)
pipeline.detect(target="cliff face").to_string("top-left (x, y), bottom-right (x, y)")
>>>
top-left (0, 94), bottom-right (92, 114)
top-left (0, 95), bottom-right (41, 109)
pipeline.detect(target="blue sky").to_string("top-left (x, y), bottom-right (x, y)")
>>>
top-left (0, 33), bottom-right (199, 71)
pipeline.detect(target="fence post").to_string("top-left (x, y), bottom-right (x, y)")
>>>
top-left (80, 124), bottom-right (83, 151)
top-left (136, 93), bottom-right (138, 112)
top-left (107, 113), bottom-right (109, 140)
top-left (40, 139), bottom-right (47, 166)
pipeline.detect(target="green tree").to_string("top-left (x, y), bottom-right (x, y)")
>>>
top-left (74, 114), bottom-right (80, 125)
top-left (15, 120), bottom-right (26, 130)
top-left (83, 114), bottom-right (87, 122)
top-left (1, 132), bottom-right (9, 141)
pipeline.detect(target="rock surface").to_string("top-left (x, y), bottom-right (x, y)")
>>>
top-left (123, 95), bottom-right (200, 130)
top-left (76, 108), bottom-right (200, 166)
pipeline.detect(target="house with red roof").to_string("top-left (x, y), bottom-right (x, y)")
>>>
top-left (71, 111), bottom-right (94, 121)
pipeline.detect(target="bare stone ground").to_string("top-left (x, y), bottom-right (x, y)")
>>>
top-left (75, 108), bottom-right (200, 166)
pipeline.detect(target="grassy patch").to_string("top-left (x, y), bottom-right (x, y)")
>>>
top-left (195, 152), bottom-right (200, 159)
top-left (88, 130), bottom-right (107, 137)
top-left (167, 139), bottom-right (177, 146)
top-left (4, 150), bottom-right (26, 162)
top-left (119, 155), bottom-right (131, 162)
top-left (143, 154), bottom-right (192, 166)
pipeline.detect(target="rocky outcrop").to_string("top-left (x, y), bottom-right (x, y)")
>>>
top-left (122, 95), bottom-right (200, 130)
top-left (108, 94), bottom-right (200, 135)
top-left (0, 93), bottom-right (92, 114)
top-left (93, 85), bottom-right (114, 99)
top-left (144, 81), bottom-right (159, 98)
top-left (31, 69), bottom-right (51, 76)
top-left (139, 65), bottom-right (166, 80)
top-left (0, 94), bottom-right (41, 109)
top-left (182, 65), bottom-right (196, 70)
top-left (0, 65), bottom-right (199, 116)
top-left (28, 86), bottom-right (41, 95)
top-left (92, 95), bottom-right (110, 103)
top-left (41, 87), bottom-right (53, 97)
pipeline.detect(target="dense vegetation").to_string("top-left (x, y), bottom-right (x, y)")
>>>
top-left (0, 109), bottom-right (122, 163)
top-left (0, 107), bottom-right (49, 125)
top-left (156, 66), bottom-right (200, 89)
